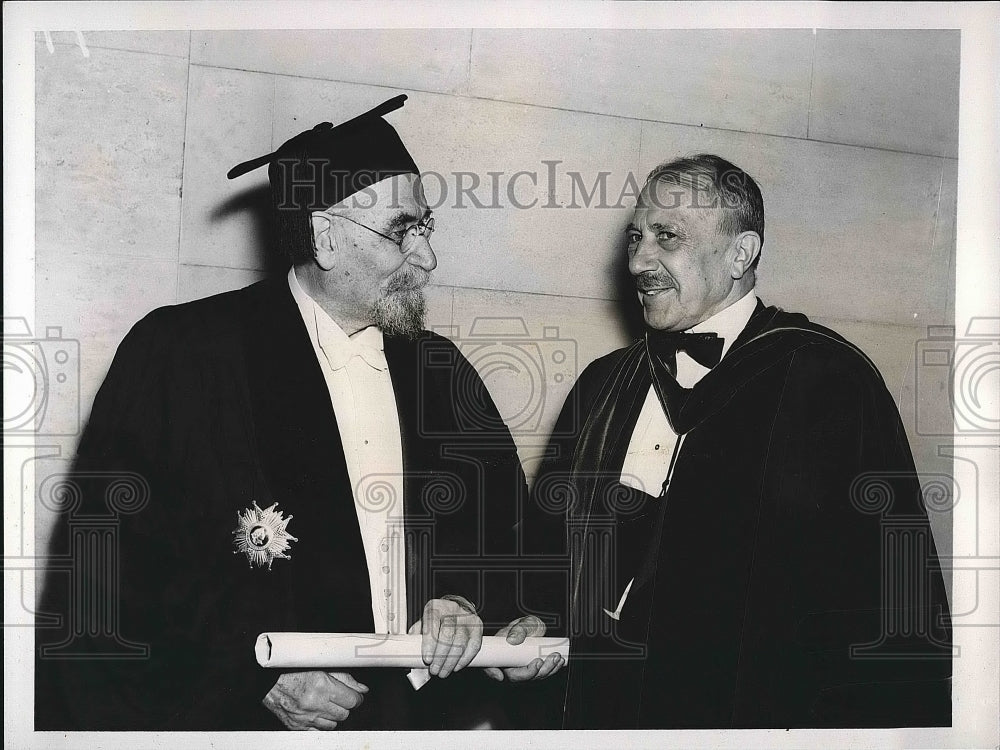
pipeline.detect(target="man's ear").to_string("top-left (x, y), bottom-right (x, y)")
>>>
top-left (730, 232), bottom-right (761, 279)
top-left (309, 213), bottom-right (339, 271)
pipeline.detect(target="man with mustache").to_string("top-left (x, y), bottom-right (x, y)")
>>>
top-left (36, 96), bottom-right (552, 731)
top-left (526, 154), bottom-right (951, 728)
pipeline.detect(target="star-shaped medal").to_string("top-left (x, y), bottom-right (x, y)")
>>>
top-left (232, 502), bottom-right (298, 569)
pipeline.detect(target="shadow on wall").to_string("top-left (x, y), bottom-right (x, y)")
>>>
top-left (209, 184), bottom-right (291, 277)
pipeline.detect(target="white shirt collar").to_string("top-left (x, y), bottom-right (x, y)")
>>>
top-left (689, 289), bottom-right (758, 359)
top-left (287, 268), bottom-right (385, 369)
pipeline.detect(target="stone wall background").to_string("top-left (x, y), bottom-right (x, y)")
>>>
top-left (33, 29), bottom-right (959, 564)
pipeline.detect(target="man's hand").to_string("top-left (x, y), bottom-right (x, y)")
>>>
top-left (262, 670), bottom-right (368, 730)
top-left (415, 596), bottom-right (484, 678)
top-left (484, 615), bottom-right (564, 683)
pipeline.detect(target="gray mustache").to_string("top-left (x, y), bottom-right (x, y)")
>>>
top-left (387, 269), bottom-right (430, 294)
top-left (634, 272), bottom-right (674, 292)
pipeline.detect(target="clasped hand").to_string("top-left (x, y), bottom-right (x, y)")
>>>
top-left (263, 670), bottom-right (368, 730)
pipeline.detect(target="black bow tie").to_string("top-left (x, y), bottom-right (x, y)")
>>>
top-left (646, 330), bottom-right (725, 374)
top-left (645, 330), bottom-right (723, 433)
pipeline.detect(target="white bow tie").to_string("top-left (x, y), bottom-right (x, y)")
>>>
top-left (319, 334), bottom-right (387, 371)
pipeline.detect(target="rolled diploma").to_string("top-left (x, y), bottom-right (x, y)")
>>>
top-left (256, 632), bottom-right (569, 669)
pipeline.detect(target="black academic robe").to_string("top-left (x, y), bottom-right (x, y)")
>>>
top-left (35, 276), bottom-right (527, 730)
top-left (524, 301), bottom-right (952, 729)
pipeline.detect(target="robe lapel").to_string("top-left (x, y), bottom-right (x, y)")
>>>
top-left (241, 278), bottom-right (374, 631)
top-left (571, 342), bottom-right (651, 486)
top-left (663, 303), bottom-right (820, 434)
top-left (385, 333), bottom-right (460, 629)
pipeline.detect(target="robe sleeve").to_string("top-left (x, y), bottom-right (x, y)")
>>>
top-left (741, 341), bottom-right (951, 726)
top-left (35, 309), bottom-right (283, 730)
top-left (521, 357), bottom-right (611, 638)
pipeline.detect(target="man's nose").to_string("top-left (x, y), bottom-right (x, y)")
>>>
top-left (406, 235), bottom-right (437, 272)
top-left (627, 234), bottom-right (659, 276)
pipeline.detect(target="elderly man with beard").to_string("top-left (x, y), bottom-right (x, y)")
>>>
top-left (35, 96), bottom-right (554, 731)
top-left (525, 154), bottom-right (951, 728)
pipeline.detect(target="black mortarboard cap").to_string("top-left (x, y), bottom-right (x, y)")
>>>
top-left (227, 94), bottom-right (418, 211)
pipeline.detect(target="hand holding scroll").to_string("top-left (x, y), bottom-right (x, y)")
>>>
top-left (484, 615), bottom-right (565, 683)
top-left (414, 596), bottom-right (484, 678)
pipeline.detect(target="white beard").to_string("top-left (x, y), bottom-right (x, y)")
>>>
top-left (369, 274), bottom-right (427, 339)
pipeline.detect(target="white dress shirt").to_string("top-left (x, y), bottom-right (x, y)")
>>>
top-left (620, 291), bottom-right (758, 496)
top-left (288, 268), bottom-right (408, 634)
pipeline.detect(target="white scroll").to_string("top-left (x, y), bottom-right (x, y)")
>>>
top-left (255, 632), bottom-right (569, 669)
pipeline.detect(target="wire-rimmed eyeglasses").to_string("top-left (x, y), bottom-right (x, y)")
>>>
top-left (322, 212), bottom-right (434, 251)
